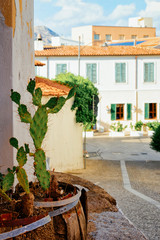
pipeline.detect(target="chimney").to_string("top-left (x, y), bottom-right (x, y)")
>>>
top-left (34, 33), bottom-right (44, 50)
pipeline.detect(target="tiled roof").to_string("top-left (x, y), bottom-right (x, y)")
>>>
top-left (35, 45), bottom-right (160, 57)
top-left (137, 37), bottom-right (160, 47)
top-left (35, 76), bottom-right (70, 96)
top-left (35, 60), bottom-right (45, 66)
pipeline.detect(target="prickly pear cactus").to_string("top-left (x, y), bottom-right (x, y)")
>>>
top-left (7, 78), bottom-right (75, 193)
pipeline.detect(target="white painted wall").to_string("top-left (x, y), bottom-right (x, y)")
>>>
top-left (51, 36), bottom-right (84, 46)
top-left (128, 17), bottom-right (153, 28)
top-left (0, 1), bottom-right (34, 181)
top-left (72, 25), bottom-right (92, 45)
top-left (42, 96), bottom-right (84, 172)
top-left (35, 54), bottom-right (160, 131)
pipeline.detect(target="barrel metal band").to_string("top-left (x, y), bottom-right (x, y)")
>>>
top-left (34, 190), bottom-right (81, 207)
top-left (49, 199), bottom-right (79, 217)
top-left (0, 215), bottom-right (51, 240)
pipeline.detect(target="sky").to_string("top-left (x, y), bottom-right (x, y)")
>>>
top-left (34, 0), bottom-right (160, 37)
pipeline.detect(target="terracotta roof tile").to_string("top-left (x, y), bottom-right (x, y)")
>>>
top-left (35, 45), bottom-right (160, 57)
top-left (35, 60), bottom-right (45, 66)
top-left (35, 76), bottom-right (70, 96)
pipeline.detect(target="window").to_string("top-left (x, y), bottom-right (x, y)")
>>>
top-left (115, 63), bottom-right (126, 83)
top-left (144, 63), bottom-right (154, 82)
top-left (106, 34), bottom-right (112, 41)
top-left (56, 64), bottom-right (67, 75)
top-left (143, 35), bottom-right (149, 38)
top-left (94, 34), bottom-right (100, 40)
top-left (119, 35), bottom-right (125, 40)
top-left (131, 35), bottom-right (137, 39)
top-left (145, 103), bottom-right (157, 119)
top-left (86, 63), bottom-right (97, 83)
top-left (111, 104), bottom-right (124, 120)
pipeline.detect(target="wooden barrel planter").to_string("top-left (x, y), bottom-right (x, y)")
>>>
top-left (0, 213), bottom-right (54, 240)
top-left (34, 183), bottom-right (88, 240)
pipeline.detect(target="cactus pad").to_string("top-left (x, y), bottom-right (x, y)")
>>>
top-left (10, 90), bottom-right (21, 105)
top-left (2, 172), bottom-right (14, 192)
top-left (30, 106), bottom-right (48, 149)
top-left (18, 104), bottom-right (32, 123)
top-left (27, 79), bottom-right (35, 95)
top-left (16, 167), bottom-right (30, 194)
top-left (66, 87), bottom-right (76, 100)
top-left (48, 97), bottom-right (66, 114)
top-left (17, 146), bottom-right (27, 167)
top-left (9, 137), bottom-right (19, 149)
top-left (45, 97), bottom-right (58, 109)
top-left (34, 149), bottom-right (50, 190)
top-left (33, 88), bottom-right (42, 106)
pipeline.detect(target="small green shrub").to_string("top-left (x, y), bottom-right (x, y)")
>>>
top-left (146, 121), bottom-right (160, 131)
top-left (110, 122), bottom-right (127, 132)
top-left (135, 121), bottom-right (143, 131)
top-left (150, 125), bottom-right (160, 152)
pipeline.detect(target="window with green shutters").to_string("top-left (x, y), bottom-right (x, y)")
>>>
top-left (86, 63), bottom-right (97, 83)
top-left (115, 63), bottom-right (126, 83)
top-left (144, 63), bottom-right (154, 82)
top-left (56, 64), bottom-right (67, 75)
top-left (111, 104), bottom-right (124, 120)
top-left (127, 104), bottom-right (132, 120)
top-left (144, 103), bottom-right (157, 119)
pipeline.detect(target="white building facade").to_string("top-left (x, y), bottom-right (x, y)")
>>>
top-left (35, 46), bottom-right (160, 131)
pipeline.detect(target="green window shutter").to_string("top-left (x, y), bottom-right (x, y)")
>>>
top-left (115, 63), bottom-right (126, 83)
top-left (56, 64), bottom-right (62, 75)
top-left (127, 104), bottom-right (132, 120)
top-left (56, 64), bottom-right (67, 75)
top-left (144, 103), bottom-right (149, 119)
top-left (144, 63), bottom-right (154, 82)
top-left (62, 64), bottom-right (67, 73)
top-left (111, 104), bottom-right (116, 120)
top-left (115, 63), bottom-right (121, 82)
top-left (121, 63), bottom-right (126, 82)
top-left (92, 64), bottom-right (97, 83)
top-left (86, 64), bottom-right (97, 83)
top-left (149, 63), bottom-right (154, 82)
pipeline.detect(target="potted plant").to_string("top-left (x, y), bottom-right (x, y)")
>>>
top-left (146, 121), bottom-right (160, 136)
top-left (109, 122), bottom-right (127, 137)
top-left (130, 121), bottom-right (143, 136)
top-left (0, 79), bottom-right (87, 239)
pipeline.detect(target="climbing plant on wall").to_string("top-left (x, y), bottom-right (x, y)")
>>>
top-left (54, 73), bottom-right (99, 128)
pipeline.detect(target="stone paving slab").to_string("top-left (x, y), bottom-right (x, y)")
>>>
top-left (88, 211), bottom-right (147, 240)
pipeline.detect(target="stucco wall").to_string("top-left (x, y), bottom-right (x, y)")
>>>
top-left (0, 1), bottom-right (34, 180)
top-left (0, 13), bottom-right (13, 172)
top-left (42, 96), bottom-right (84, 172)
top-left (35, 54), bottom-right (160, 130)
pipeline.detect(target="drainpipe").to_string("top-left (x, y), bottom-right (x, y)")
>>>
top-left (47, 57), bottom-right (49, 78)
top-left (78, 36), bottom-right (81, 75)
top-left (135, 56), bottom-right (138, 122)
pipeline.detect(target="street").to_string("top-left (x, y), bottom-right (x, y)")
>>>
top-left (72, 136), bottom-right (160, 240)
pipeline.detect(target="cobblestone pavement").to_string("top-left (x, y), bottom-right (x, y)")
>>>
top-left (71, 136), bottom-right (160, 240)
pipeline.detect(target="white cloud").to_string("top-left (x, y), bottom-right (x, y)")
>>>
top-left (139, 0), bottom-right (160, 18)
top-left (107, 4), bottom-right (136, 21)
top-left (44, 0), bottom-right (106, 35)
top-left (139, 0), bottom-right (160, 35)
